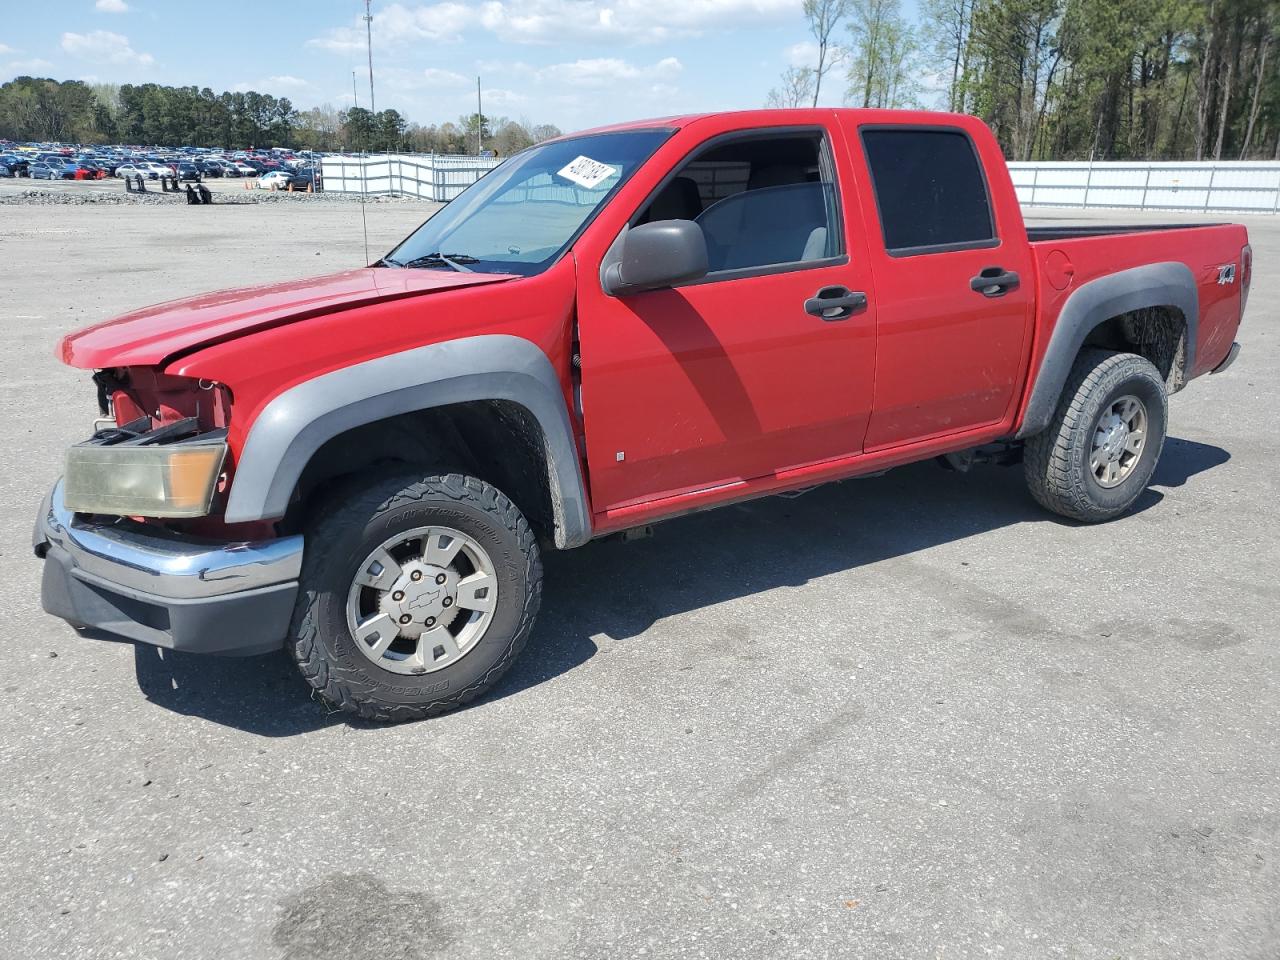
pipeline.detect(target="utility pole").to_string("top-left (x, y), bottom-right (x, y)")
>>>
top-left (364, 0), bottom-right (376, 115)
top-left (476, 76), bottom-right (483, 156)
top-left (352, 70), bottom-right (358, 109)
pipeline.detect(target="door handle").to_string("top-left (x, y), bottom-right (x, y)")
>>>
top-left (804, 285), bottom-right (868, 321)
top-left (970, 266), bottom-right (1020, 297)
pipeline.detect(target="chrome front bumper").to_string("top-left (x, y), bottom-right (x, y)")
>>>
top-left (34, 479), bottom-right (304, 656)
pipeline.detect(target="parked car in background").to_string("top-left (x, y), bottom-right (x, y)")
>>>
top-left (1, 154), bottom-right (30, 175)
top-left (115, 163), bottom-right (155, 180)
top-left (176, 162), bottom-right (202, 182)
top-left (69, 162), bottom-right (104, 180)
top-left (29, 162), bottom-right (60, 180)
top-left (195, 159), bottom-right (223, 177)
top-left (230, 162), bottom-right (257, 177)
top-left (282, 168), bottom-right (316, 190)
top-left (0, 163), bottom-right (12, 178)
top-left (256, 170), bottom-right (293, 189)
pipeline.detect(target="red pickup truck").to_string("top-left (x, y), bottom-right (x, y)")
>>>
top-left (36, 109), bottom-right (1249, 721)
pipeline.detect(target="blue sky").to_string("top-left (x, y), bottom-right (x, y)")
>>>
top-left (0, 0), bottom-right (931, 133)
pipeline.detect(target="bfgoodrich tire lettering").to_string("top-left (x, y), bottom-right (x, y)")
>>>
top-left (288, 472), bottom-right (542, 722)
top-left (1023, 350), bottom-right (1168, 523)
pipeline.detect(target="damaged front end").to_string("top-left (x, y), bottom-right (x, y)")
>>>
top-left (69, 368), bottom-right (233, 520)
top-left (33, 367), bottom-right (304, 657)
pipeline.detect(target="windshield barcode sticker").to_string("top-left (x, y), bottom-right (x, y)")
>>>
top-left (556, 155), bottom-right (618, 189)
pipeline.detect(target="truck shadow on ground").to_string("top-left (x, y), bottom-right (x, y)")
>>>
top-left (131, 435), bottom-right (1228, 736)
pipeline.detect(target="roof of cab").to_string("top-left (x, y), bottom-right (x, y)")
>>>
top-left (562, 108), bottom-right (980, 139)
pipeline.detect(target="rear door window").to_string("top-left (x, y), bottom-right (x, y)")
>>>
top-left (861, 128), bottom-right (995, 255)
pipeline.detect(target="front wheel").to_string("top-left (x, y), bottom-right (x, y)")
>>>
top-left (288, 472), bottom-right (542, 722)
top-left (1023, 350), bottom-right (1168, 522)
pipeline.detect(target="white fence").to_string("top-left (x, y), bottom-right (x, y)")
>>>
top-left (320, 154), bottom-right (503, 201)
top-left (322, 154), bottom-right (1280, 214)
top-left (1010, 161), bottom-right (1280, 213)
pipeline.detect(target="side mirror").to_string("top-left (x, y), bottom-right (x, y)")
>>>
top-left (603, 219), bottom-right (708, 296)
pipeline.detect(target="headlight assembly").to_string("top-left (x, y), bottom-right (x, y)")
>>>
top-left (64, 440), bottom-right (227, 518)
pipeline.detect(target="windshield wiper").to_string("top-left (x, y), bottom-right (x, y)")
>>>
top-left (398, 252), bottom-right (479, 272)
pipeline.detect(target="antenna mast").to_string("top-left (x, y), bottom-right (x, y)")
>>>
top-left (351, 70), bottom-right (370, 266)
top-left (476, 76), bottom-right (482, 156)
top-left (364, 0), bottom-right (376, 114)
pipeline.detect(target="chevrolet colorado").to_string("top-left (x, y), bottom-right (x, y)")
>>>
top-left (35, 109), bottom-right (1250, 721)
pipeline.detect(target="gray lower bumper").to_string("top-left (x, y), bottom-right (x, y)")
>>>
top-left (1211, 341), bottom-right (1241, 375)
top-left (34, 479), bottom-right (304, 656)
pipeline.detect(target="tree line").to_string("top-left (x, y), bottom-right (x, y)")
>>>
top-left (0, 76), bottom-right (561, 155)
top-left (768, 0), bottom-right (1279, 160)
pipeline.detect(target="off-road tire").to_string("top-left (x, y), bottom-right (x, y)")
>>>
top-left (1023, 349), bottom-right (1168, 522)
top-left (288, 472), bottom-right (542, 722)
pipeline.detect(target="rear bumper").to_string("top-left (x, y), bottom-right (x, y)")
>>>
top-left (34, 479), bottom-right (303, 656)
top-left (1211, 341), bottom-right (1241, 375)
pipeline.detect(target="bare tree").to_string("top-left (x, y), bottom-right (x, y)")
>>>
top-left (766, 67), bottom-right (818, 107)
top-left (846, 0), bottom-right (918, 109)
top-left (1196, 0), bottom-right (1221, 159)
top-left (1213, 12), bottom-right (1244, 158)
top-left (1240, 10), bottom-right (1274, 158)
top-left (921, 0), bottom-right (972, 111)
top-left (804, 0), bottom-right (854, 106)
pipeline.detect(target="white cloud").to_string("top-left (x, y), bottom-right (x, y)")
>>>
top-left (476, 0), bottom-right (797, 43)
top-left (5, 58), bottom-right (56, 74)
top-left (232, 75), bottom-right (316, 94)
top-left (786, 40), bottom-right (818, 67)
top-left (455, 55), bottom-right (685, 129)
top-left (422, 67), bottom-right (471, 86)
top-left (307, 2), bottom-right (475, 52)
top-left (376, 65), bottom-right (473, 93)
top-left (60, 30), bottom-right (154, 66)
top-left (95, 0), bottom-right (131, 12)
top-left (308, 0), bottom-right (798, 51)
top-left (0, 43), bottom-right (18, 56)
top-left (266, 74), bottom-right (311, 89)
top-left (535, 56), bottom-right (682, 86)
top-left (481, 87), bottom-right (531, 109)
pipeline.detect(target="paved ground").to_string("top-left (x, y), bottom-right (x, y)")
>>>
top-left (1, 196), bottom-right (1277, 960)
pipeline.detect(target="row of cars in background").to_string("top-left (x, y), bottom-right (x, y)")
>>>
top-left (0, 143), bottom-right (322, 191)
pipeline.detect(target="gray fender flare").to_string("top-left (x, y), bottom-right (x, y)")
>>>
top-left (224, 334), bottom-right (592, 548)
top-left (1015, 261), bottom-right (1198, 439)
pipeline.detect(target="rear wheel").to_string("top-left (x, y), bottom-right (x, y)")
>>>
top-left (1023, 350), bottom-right (1167, 522)
top-left (288, 472), bottom-right (542, 722)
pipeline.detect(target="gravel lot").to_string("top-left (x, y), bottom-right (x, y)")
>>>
top-left (1, 193), bottom-right (1277, 960)
top-left (0, 174), bottom-right (404, 205)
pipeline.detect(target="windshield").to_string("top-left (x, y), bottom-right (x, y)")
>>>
top-left (383, 128), bottom-right (671, 277)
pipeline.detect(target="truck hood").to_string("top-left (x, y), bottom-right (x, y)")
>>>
top-left (59, 267), bottom-right (517, 369)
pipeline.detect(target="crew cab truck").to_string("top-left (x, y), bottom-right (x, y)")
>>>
top-left (35, 109), bottom-right (1249, 722)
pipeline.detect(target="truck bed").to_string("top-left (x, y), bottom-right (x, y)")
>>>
top-left (1026, 218), bottom-right (1248, 384)
top-left (1026, 222), bottom-right (1227, 243)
